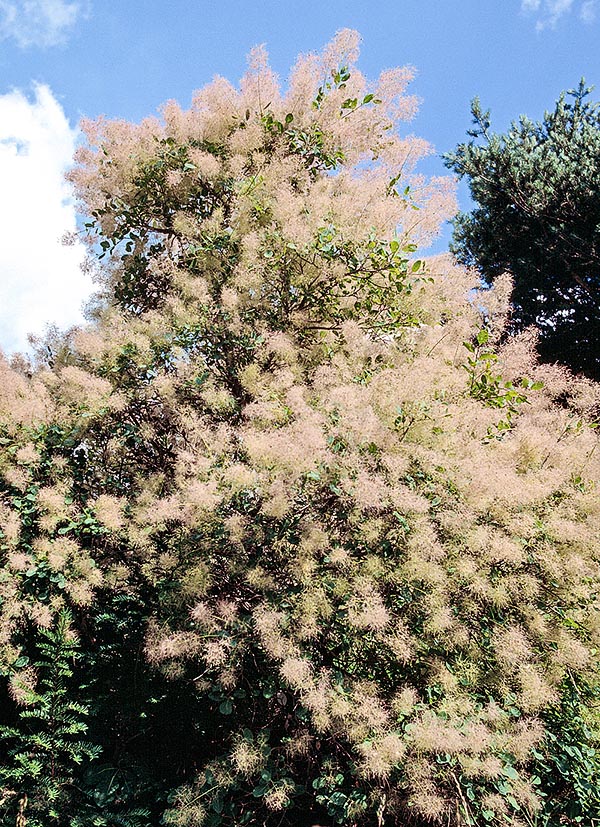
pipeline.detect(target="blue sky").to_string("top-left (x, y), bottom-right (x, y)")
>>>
top-left (1, 0), bottom-right (599, 351)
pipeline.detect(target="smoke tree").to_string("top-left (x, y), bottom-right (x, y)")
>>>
top-left (0, 31), bottom-right (599, 826)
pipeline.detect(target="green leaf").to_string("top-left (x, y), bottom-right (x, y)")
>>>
top-left (252, 784), bottom-right (268, 797)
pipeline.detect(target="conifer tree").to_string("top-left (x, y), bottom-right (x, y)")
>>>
top-left (445, 82), bottom-right (600, 380)
top-left (0, 31), bottom-right (599, 827)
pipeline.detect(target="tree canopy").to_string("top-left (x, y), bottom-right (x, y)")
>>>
top-left (0, 32), bottom-right (600, 827)
top-left (444, 81), bottom-right (600, 380)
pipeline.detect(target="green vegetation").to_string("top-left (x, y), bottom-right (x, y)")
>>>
top-left (445, 81), bottom-right (600, 380)
top-left (0, 32), bottom-right (599, 827)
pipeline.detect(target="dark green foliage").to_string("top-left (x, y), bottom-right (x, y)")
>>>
top-left (444, 81), bottom-right (600, 379)
top-left (534, 680), bottom-right (600, 825)
top-left (0, 611), bottom-right (101, 826)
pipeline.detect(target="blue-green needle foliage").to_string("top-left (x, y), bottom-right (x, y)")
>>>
top-left (445, 81), bottom-right (600, 380)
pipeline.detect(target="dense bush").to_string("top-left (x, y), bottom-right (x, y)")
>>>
top-left (0, 31), bottom-right (599, 826)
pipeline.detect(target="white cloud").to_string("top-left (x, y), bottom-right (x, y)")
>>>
top-left (0, 0), bottom-right (84, 48)
top-left (580, 0), bottom-right (597, 22)
top-left (0, 84), bottom-right (92, 354)
top-left (540, 0), bottom-right (574, 29)
top-left (520, 0), bottom-right (597, 28)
